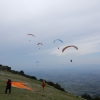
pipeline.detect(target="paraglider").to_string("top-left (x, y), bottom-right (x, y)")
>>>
top-left (27, 34), bottom-right (35, 37)
top-left (27, 34), bottom-right (35, 41)
top-left (53, 39), bottom-right (63, 49)
top-left (36, 61), bottom-right (39, 66)
top-left (12, 82), bottom-right (32, 91)
top-left (62, 45), bottom-right (78, 62)
top-left (36, 61), bottom-right (39, 63)
top-left (37, 43), bottom-right (43, 49)
top-left (62, 45), bottom-right (78, 52)
top-left (37, 43), bottom-right (43, 45)
top-left (53, 39), bottom-right (63, 43)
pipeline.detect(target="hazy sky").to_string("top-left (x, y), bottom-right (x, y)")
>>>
top-left (0, 0), bottom-right (100, 71)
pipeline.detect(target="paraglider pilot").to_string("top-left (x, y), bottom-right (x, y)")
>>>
top-left (70, 60), bottom-right (72, 62)
top-left (41, 80), bottom-right (46, 90)
top-left (5, 79), bottom-right (12, 94)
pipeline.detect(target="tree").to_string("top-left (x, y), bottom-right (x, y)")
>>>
top-left (93, 96), bottom-right (100, 100)
top-left (81, 93), bottom-right (92, 100)
top-left (19, 70), bottom-right (24, 75)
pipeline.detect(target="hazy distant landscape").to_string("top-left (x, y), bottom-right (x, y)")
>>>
top-left (25, 67), bottom-right (100, 96)
top-left (1, 0), bottom-right (100, 100)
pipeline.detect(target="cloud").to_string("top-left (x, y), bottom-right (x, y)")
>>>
top-left (50, 34), bottom-right (100, 56)
top-left (0, 0), bottom-right (100, 69)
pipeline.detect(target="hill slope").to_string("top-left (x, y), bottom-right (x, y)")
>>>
top-left (0, 70), bottom-right (84, 100)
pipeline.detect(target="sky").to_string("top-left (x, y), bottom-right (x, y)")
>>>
top-left (0, 0), bottom-right (100, 71)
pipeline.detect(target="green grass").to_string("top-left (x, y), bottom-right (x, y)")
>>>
top-left (0, 70), bottom-right (84, 100)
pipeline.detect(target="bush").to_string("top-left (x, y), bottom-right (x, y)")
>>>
top-left (81, 93), bottom-right (92, 100)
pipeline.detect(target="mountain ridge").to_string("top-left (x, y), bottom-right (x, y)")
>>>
top-left (0, 70), bottom-right (84, 100)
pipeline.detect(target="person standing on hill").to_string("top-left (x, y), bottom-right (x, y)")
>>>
top-left (42, 80), bottom-right (46, 90)
top-left (5, 79), bottom-right (12, 94)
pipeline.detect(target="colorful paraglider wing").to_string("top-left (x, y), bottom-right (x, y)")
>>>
top-left (62, 45), bottom-right (78, 52)
top-left (27, 34), bottom-right (35, 37)
top-left (37, 43), bottom-right (43, 45)
top-left (12, 82), bottom-right (32, 91)
top-left (53, 39), bottom-right (63, 43)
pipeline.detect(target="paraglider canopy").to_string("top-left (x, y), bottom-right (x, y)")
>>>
top-left (36, 61), bottom-right (39, 66)
top-left (53, 39), bottom-right (63, 49)
top-left (36, 61), bottom-right (39, 63)
top-left (37, 43), bottom-right (43, 45)
top-left (27, 34), bottom-right (35, 41)
top-left (37, 43), bottom-right (43, 49)
top-left (62, 45), bottom-right (78, 52)
top-left (53, 39), bottom-right (63, 43)
top-left (62, 45), bottom-right (78, 63)
top-left (27, 34), bottom-right (35, 37)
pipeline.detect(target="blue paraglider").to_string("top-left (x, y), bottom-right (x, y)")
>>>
top-left (53, 39), bottom-right (63, 49)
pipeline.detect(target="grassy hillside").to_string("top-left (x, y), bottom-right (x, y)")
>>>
top-left (0, 70), bottom-right (84, 100)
